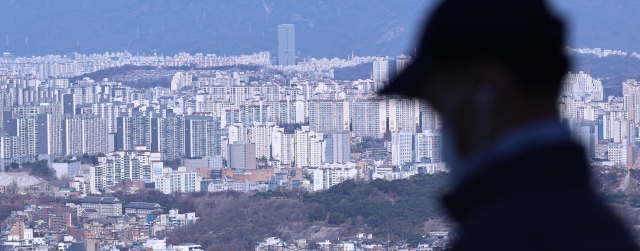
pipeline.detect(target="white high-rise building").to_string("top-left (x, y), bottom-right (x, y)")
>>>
top-left (278, 24), bottom-right (296, 66)
top-left (414, 130), bottom-right (442, 163)
top-left (155, 167), bottom-right (198, 194)
top-left (308, 100), bottom-right (350, 133)
top-left (388, 98), bottom-right (421, 134)
top-left (349, 99), bottom-right (386, 138)
top-left (271, 128), bottom-right (295, 167)
top-left (561, 71), bottom-right (604, 101)
top-left (311, 164), bottom-right (358, 191)
top-left (294, 127), bottom-right (310, 167)
top-left (170, 72), bottom-right (193, 91)
top-left (91, 147), bottom-right (162, 192)
top-left (396, 55), bottom-right (413, 74)
top-left (391, 131), bottom-right (413, 166)
top-left (325, 131), bottom-right (351, 164)
top-left (250, 123), bottom-right (279, 160)
top-left (373, 60), bottom-right (389, 84)
top-left (308, 131), bottom-right (325, 168)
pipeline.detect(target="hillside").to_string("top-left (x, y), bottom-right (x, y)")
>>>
top-left (162, 173), bottom-right (451, 250)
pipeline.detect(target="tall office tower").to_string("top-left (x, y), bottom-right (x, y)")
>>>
top-left (308, 100), bottom-right (350, 133)
top-left (391, 131), bottom-right (413, 166)
top-left (37, 113), bottom-right (62, 159)
top-left (184, 116), bottom-right (221, 158)
top-left (278, 24), bottom-right (296, 66)
top-left (63, 94), bottom-right (76, 116)
top-left (325, 131), bottom-right (351, 164)
top-left (396, 55), bottom-right (413, 74)
top-left (227, 141), bottom-right (257, 169)
top-left (373, 60), bottom-right (389, 84)
top-left (151, 116), bottom-right (185, 161)
top-left (413, 130), bottom-right (442, 163)
top-left (349, 99), bottom-right (386, 139)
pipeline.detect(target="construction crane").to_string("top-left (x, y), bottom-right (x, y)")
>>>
top-left (610, 109), bottom-right (634, 166)
top-left (346, 121), bottom-right (361, 178)
top-left (125, 39), bottom-right (132, 56)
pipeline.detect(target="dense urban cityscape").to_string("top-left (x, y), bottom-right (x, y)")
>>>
top-left (0, 21), bottom-right (639, 251)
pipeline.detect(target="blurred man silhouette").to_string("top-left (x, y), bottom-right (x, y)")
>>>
top-left (380, 0), bottom-right (639, 250)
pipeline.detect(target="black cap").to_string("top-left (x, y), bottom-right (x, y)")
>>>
top-left (379, 0), bottom-right (566, 97)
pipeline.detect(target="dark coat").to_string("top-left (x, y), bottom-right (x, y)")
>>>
top-left (444, 143), bottom-right (639, 250)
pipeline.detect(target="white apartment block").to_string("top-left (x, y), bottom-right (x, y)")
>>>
top-left (294, 127), bottom-right (309, 167)
top-left (250, 123), bottom-right (278, 159)
top-left (271, 129), bottom-right (295, 167)
top-left (158, 209), bottom-right (198, 227)
top-left (308, 100), bottom-right (350, 133)
top-left (311, 164), bottom-right (358, 191)
top-left (414, 130), bottom-right (442, 163)
top-left (561, 71), bottom-right (604, 101)
top-left (391, 131), bottom-right (413, 166)
top-left (373, 60), bottom-right (389, 84)
top-left (349, 99), bottom-right (386, 138)
top-left (90, 147), bottom-right (162, 192)
top-left (154, 167), bottom-right (198, 194)
top-left (388, 98), bottom-right (421, 134)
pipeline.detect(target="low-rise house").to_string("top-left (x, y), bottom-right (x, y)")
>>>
top-left (79, 197), bottom-right (122, 219)
top-left (124, 202), bottom-right (164, 215)
top-left (158, 209), bottom-right (197, 227)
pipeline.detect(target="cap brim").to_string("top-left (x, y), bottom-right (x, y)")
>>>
top-left (377, 58), bottom-right (428, 98)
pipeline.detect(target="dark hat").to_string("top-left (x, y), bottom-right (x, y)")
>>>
top-left (379, 0), bottom-right (566, 97)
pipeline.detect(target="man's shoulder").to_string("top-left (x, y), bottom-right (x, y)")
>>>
top-left (451, 189), bottom-right (638, 251)
top-left (448, 143), bottom-right (590, 207)
top-left (446, 143), bottom-right (639, 251)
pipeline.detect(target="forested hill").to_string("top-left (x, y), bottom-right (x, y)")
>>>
top-left (161, 173), bottom-right (452, 250)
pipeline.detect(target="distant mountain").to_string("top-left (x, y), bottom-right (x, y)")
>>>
top-left (0, 0), bottom-right (639, 58)
top-left (0, 0), bottom-right (432, 58)
top-left (551, 0), bottom-right (640, 53)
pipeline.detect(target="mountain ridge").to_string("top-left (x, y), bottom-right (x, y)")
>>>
top-left (1, 0), bottom-right (639, 58)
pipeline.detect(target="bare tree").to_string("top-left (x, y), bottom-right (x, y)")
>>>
top-left (6, 179), bottom-right (18, 194)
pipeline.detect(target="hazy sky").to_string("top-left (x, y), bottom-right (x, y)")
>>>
top-left (0, 0), bottom-right (635, 57)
